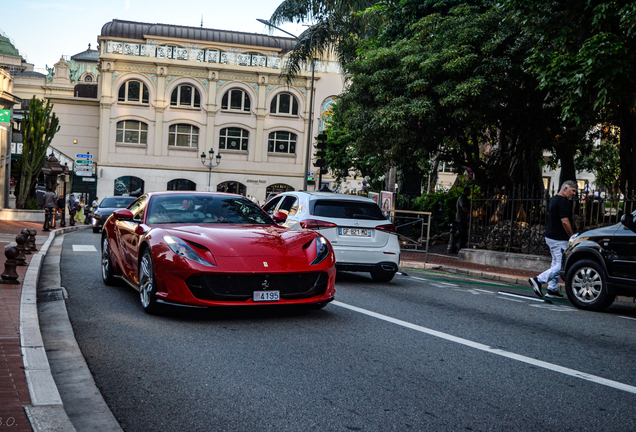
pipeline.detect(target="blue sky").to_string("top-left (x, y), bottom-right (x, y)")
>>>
top-left (1, 0), bottom-right (304, 70)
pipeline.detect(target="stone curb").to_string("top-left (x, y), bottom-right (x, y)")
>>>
top-left (20, 225), bottom-right (89, 432)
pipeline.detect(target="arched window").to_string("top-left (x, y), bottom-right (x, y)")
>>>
top-left (217, 181), bottom-right (246, 196)
top-left (167, 179), bottom-right (197, 191)
top-left (118, 80), bottom-right (150, 104)
top-left (221, 89), bottom-right (251, 112)
top-left (114, 176), bottom-right (144, 197)
top-left (170, 85), bottom-right (201, 108)
top-left (268, 131), bottom-right (297, 154)
top-left (84, 75), bottom-right (93, 83)
top-left (116, 120), bottom-right (148, 144)
top-left (168, 124), bottom-right (199, 148)
top-left (219, 128), bottom-right (249, 151)
top-left (270, 93), bottom-right (298, 116)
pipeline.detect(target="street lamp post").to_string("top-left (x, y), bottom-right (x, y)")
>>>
top-left (200, 148), bottom-right (221, 189)
top-left (257, 19), bottom-right (315, 192)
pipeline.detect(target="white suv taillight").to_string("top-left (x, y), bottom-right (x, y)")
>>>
top-left (300, 219), bottom-right (338, 229)
top-left (376, 224), bottom-right (397, 234)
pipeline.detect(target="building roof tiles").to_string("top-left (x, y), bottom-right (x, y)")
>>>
top-left (100, 19), bottom-right (297, 54)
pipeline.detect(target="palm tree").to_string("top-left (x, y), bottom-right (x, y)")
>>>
top-left (267, 0), bottom-right (378, 80)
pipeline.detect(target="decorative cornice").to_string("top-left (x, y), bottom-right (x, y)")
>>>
top-left (219, 73), bottom-right (257, 82)
top-left (115, 64), bottom-right (155, 72)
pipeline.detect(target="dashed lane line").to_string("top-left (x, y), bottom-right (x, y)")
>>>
top-left (332, 300), bottom-right (636, 395)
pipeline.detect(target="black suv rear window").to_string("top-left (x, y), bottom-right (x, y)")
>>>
top-left (312, 200), bottom-right (385, 220)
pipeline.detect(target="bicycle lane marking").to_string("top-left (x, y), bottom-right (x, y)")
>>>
top-left (332, 300), bottom-right (636, 395)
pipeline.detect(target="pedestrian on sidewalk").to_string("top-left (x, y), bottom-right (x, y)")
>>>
top-left (57, 194), bottom-right (66, 227)
top-left (453, 187), bottom-right (471, 252)
top-left (42, 187), bottom-right (57, 231)
top-left (68, 193), bottom-right (77, 226)
top-left (529, 180), bottom-right (578, 298)
top-left (75, 197), bottom-right (85, 224)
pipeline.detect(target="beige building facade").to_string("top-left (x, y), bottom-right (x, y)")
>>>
top-left (96, 20), bottom-right (344, 201)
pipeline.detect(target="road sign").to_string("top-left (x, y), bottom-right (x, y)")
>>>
top-left (0, 110), bottom-right (10, 123)
top-left (76, 153), bottom-right (93, 159)
top-left (75, 160), bottom-right (93, 165)
top-left (75, 171), bottom-right (92, 176)
top-left (81, 177), bottom-right (96, 182)
top-left (74, 164), bottom-right (92, 170)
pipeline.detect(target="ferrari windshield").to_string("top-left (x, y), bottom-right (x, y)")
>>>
top-left (146, 194), bottom-right (274, 225)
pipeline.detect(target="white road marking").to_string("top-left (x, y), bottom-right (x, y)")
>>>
top-left (332, 300), bottom-right (636, 394)
top-left (72, 245), bottom-right (97, 252)
top-left (498, 291), bottom-right (546, 303)
top-left (498, 297), bottom-right (525, 303)
top-left (410, 277), bottom-right (429, 282)
top-left (618, 316), bottom-right (636, 321)
top-left (529, 304), bottom-right (577, 312)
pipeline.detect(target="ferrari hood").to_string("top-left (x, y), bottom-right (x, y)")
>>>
top-left (163, 225), bottom-right (318, 258)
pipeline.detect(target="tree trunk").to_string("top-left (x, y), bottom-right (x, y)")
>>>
top-left (427, 151), bottom-right (440, 193)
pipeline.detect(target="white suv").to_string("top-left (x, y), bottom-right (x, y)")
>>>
top-left (263, 192), bottom-right (400, 282)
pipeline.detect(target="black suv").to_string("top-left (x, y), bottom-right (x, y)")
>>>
top-left (561, 211), bottom-right (636, 311)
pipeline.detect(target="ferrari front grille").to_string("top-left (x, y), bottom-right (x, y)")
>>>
top-left (186, 272), bottom-right (329, 301)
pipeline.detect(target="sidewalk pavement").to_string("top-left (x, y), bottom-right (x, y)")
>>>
top-left (0, 220), bottom-right (541, 431)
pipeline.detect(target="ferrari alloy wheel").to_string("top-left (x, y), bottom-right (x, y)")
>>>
top-left (565, 259), bottom-right (615, 311)
top-left (139, 250), bottom-right (160, 314)
top-left (101, 237), bottom-right (117, 286)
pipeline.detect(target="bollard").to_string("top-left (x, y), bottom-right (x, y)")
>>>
top-left (14, 234), bottom-right (27, 266)
top-left (20, 229), bottom-right (32, 255)
top-left (0, 246), bottom-right (20, 284)
top-left (28, 229), bottom-right (38, 252)
top-left (447, 221), bottom-right (458, 254)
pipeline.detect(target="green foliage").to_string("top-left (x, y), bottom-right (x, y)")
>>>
top-left (504, 0), bottom-right (636, 192)
top-left (411, 188), bottom-right (463, 236)
top-left (16, 96), bottom-right (60, 209)
top-left (26, 197), bottom-right (40, 210)
top-left (326, 1), bottom-right (562, 189)
top-left (575, 126), bottom-right (621, 191)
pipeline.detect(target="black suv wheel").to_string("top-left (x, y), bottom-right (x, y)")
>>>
top-left (565, 259), bottom-right (615, 311)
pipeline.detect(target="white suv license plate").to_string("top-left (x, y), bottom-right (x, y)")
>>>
top-left (253, 291), bottom-right (280, 302)
top-left (339, 228), bottom-right (371, 237)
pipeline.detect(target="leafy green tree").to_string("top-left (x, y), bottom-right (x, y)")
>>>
top-left (16, 96), bottom-right (60, 209)
top-left (504, 0), bottom-right (636, 193)
top-left (326, 1), bottom-right (571, 189)
top-left (575, 126), bottom-right (621, 191)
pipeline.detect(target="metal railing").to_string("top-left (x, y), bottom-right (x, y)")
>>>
top-left (468, 185), bottom-right (636, 256)
top-left (389, 210), bottom-right (432, 263)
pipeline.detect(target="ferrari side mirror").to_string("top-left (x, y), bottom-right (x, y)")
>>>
top-left (272, 211), bottom-right (287, 224)
top-left (112, 209), bottom-right (134, 220)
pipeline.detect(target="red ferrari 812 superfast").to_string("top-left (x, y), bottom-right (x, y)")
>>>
top-left (101, 191), bottom-right (336, 314)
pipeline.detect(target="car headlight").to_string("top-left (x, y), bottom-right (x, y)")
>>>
top-left (163, 236), bottom-right (215, 267)
top-left (311, 236), bottom-right (330, 265)
top-left (568, 233), bottom-right (580, 246)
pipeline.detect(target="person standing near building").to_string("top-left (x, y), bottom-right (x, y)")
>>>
top-left (529, 180), bottom-right (578, 298)
top-left (454, 187), bottom-right (471, 252)
top-left (68, 193), bottom-right (77, 226)
top-left (57, 194), bottom-right (66, 227)
top-left (42, 187), bottom-right (57, 231)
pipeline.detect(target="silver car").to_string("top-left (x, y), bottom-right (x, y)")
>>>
top-left (263, 192), bottom-right (400, 282)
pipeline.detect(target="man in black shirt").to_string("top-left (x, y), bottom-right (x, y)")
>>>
top-left (529, 180), bottom-right (578, 298)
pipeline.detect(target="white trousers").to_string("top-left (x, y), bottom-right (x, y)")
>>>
top-left (537, 237), bottom-right (569, 291)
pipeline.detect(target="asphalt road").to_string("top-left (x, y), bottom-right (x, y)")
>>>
top-left (60, 229), bottom-right (636, 432)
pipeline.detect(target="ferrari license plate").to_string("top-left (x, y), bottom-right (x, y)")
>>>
top-left (339, 228), bottom-right (371, 237)
top-left (253, 291), bottom-right (280, 302)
